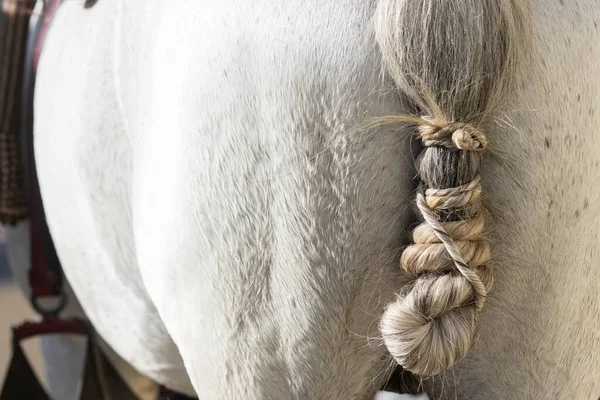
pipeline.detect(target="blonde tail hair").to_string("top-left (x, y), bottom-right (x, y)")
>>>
top-left (375, 0), bottom-right (531, 376)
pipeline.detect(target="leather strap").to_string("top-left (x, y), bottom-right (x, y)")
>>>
top-left (80, 336), bottom-right (139, 400)
top-left (25, 0), bottom-right (64, 308)
top-left (0, 0), bottom-right (34, 225)
top-left (0, 337), bottom-right (48, 400)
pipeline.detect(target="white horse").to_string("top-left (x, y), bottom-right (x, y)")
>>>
top-left (12, 0), bottom-right (600, 398)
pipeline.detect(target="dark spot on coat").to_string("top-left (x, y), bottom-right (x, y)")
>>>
top-left (575, 210), bottom-right (580, 218)
top-left (584, 199), bottom-right (589, 209)
top-left (577, 94), bottom-right (581, 102)
top-left (544, 138), bottom-right (551, 148)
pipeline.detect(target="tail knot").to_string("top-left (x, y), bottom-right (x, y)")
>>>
top-left (381, 116), bottom-right (492, 376)
top-left (419, 121), bottom-right (487, 152)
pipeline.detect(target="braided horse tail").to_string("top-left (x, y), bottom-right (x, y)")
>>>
top-left (374, 0), bottom-right (531, 376)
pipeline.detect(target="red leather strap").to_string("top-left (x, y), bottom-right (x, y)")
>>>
top-left (27, 0), bottom-right (63, 302)
top-left (13, 317), bottom-right (88, 342)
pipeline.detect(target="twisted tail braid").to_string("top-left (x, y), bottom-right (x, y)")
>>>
top-left (374, 1), bottom-right (531, 376)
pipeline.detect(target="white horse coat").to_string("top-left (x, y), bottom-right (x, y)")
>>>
top-left (27, 0), bottom-right (600, 399)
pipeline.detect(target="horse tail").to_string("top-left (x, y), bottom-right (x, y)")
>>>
top-left (374, 0), bottom-right (531, 376)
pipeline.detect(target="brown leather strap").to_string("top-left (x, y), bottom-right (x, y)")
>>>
top-left (80, 337), bottom-right (139, 400)
top-left (0, 338), bottom-right (49, 400)
top-left (0, 0), bottom-right (34, 225)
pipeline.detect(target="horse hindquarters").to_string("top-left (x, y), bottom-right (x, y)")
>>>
top-left (127, 1), bottom-right (415, 398)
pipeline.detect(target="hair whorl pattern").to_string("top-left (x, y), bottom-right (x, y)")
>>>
top-left (375, 0), bottom-right (531, 376)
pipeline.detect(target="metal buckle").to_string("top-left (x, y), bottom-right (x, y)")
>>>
top-left (29, 292), bottom-right (67, 317)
